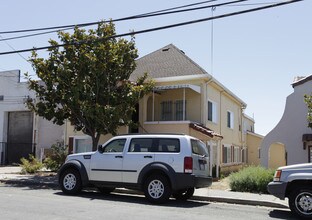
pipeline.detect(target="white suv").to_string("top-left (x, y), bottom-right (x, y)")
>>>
top-left (58, 134), bottom-right (212, 203)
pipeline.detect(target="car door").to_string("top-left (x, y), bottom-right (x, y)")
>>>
top-left (89, 138), bottom-right (126, 182)
top-left (122, 138), bottom-right (155, 183)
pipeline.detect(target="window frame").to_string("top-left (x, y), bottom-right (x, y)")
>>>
top-left (208, 100), bottom-right (217, 123)
top-left (227, 110), bottom-right (234, 129)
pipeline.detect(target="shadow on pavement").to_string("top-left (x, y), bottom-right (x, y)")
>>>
top-left (269, 209), bottom-right (299, 220)
top-left (54, 190), bottom-right (210, 208)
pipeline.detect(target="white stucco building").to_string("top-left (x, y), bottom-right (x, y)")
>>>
top-left (261, 75), bottom-right (312, 167)
top-left (0, 70), bottom-right (64, 165)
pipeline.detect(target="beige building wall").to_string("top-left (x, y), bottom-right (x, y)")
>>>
top-left (206, 82), bottom-right (244, 149)
top-left (246, 132), bottom-right (263, 166)
top-left (268, 143), bottom-right (286, 169)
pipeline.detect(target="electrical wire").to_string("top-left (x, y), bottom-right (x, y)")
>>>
top-left (0, 0), bottom-right (243, 42)
top-left (0, 0), bottom-right (303, 56)
top-left (0, 0), bottom-right (219, 35)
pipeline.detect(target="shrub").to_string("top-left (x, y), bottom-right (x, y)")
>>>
top-left (229, 166), bottom-right (275, 194)
top-left (20, 154), bottom-right (43, 174)
top-left (44, 142), bottom-right (68, 172)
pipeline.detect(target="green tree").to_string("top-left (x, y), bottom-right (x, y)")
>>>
top-left (304, 94), bottom-right (312, 128)
top-left (26, 21), bottom-right (153, 151)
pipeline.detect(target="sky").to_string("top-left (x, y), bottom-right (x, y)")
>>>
top-left (0, 0), bottom-right (311, 136)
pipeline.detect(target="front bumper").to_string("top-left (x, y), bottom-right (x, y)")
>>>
top-left (267, 181), bottom-right (287, 200)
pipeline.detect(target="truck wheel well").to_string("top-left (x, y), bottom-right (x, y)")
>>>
top-left (286, 180), bottom-right (312, 197)
top-left (142, 170), bottom-right (171, 189)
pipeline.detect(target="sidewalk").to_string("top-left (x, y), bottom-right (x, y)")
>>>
top-left (0, 166), bottom-right (288, 209)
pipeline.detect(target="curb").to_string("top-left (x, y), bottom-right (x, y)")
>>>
top-left (0, 178), bottom-right (288, 209)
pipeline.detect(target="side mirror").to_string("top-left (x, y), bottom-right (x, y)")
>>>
top-left (98, 145), bottom-right (104, 153)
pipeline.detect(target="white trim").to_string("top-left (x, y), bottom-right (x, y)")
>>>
top-left (154, 84), bottom-right (201, 94)
top-left (144, 120), bottom-right (191, 125)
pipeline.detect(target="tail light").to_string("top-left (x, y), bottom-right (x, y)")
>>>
top-left (184, 157), bottom-right (193, 173)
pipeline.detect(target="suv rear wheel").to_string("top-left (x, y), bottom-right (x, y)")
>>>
top-left (289, 186), bottom-right (312, 219)
top-left (172, 188), bottom-right (195, 200)
top-left (144, 174), bottom-right (171, 204)
top-left (60, 168), bottom-right (82, 195)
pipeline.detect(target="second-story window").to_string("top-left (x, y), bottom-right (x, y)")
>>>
top-left (175, 100), bottom-right (186, 121)
top-left (208, 100), bottom-right (217, 123)
top-left (227, 111), bottom-right (234, 129)
top-left (161, 101), bottom-right (173, 121)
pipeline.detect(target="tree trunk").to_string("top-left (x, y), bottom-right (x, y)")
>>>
top-left (91, 133), bottom-right (101, 151)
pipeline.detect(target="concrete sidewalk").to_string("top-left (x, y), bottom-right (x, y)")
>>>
top-left (0, 166), bottom-right (288, 209)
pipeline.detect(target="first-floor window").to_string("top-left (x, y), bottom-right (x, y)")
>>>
top-left (233, 146), bottom-right (240, 163)
top-left (223, 144), bottom-right (232, 164)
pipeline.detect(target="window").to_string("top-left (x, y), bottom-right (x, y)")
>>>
top-left (103, 139), bottom-right (126, 153)
top-left (129, 138), bottom-right (180, 153)
top-left (208, 100), bottom-right (217, 123)
top-left (175, 100), bottom-right (186, 121)
top-left (129, 138), bottom-right (153, 152)
top-left (233, 146), bottom-right (240, 163)
top-left (157, 139), bottom-right (180, 152)
top-left (74, 136), bottom-right (92, 153)
top-left (191, 139), bottom-right (208, 156)
top-left (227, 111), bottom-right (234, 129)
top-left (222, 144), bottom-right (232, 164)
top-left (161, 101), bottom-right (173, 121)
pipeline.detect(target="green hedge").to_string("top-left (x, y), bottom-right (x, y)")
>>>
top-left (229, 166), bottom-right (275, 194)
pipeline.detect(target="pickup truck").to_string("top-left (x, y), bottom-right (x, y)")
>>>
top-left (268, 163), bottom-right (312, 219)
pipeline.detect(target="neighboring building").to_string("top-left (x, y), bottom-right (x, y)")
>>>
top-left (261, 75), bottom-right (312, 168)
top-left (0, 70), bottom-right (64, 165)
top-left (66, 44), bottom-right (262, 176)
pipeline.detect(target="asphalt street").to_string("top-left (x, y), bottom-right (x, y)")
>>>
top-left (0, 184), bottom-right (298, 220)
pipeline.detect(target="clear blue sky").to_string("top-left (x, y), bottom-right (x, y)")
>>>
top-left (0, 0), bottom-right (310, 136)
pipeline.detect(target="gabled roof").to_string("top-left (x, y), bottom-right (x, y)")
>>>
top-left (130, 44), bottom-right (209, 81)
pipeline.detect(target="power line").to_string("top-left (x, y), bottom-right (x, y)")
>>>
top-left (0, 0), bottom-right (218, 35)
top-left (0, 0), bottom-right (303, 56)
top-left (0, 0), bottom-right (242, 42)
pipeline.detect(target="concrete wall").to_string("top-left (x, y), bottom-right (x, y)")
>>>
top-left (261, 78), bottom-right (312, 167)
top-left (268, 142), bottom-right (286, 169)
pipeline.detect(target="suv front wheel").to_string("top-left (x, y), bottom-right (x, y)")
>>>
top-left (144, 174), bottom-right (171, 204)
top-left (289, 186), bottom-right (312, 219)
top-left (60, 168), bottom-right (82, 195)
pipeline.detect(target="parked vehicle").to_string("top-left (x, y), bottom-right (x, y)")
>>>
top-left (58, 134), bottom-right (212, 203)
top-left (268, 163), bottom-right (312, 219)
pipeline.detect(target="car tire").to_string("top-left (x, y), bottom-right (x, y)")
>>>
top-left (144, 174), bottom-right (171, 204)
top-left (172, 188), bottom-right (195, 200)
top-left (289, 186), bottom-right (312, 219)
top-left (98, 187), bottom-right (115, 194)
top-left (60, 168), bottom-right (82, 195)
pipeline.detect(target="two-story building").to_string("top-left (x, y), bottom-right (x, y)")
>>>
top-left (66, 44), bottom-right (262, 176)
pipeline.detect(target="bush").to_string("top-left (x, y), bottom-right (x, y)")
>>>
top-left (44, 142), bottom-right (68, 172)
top-left (229, 166), bottom-right (275, 194)
top-left (20, 154), bottom-right (43, 174)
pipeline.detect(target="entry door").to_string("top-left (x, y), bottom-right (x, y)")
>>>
top-left (7, 111), bottom-right (33, 164)
top-left (90, 139), bottom-right (126, 182)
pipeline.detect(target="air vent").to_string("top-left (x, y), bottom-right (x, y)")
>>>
top-left (162, 48), bottom-right (170, 52)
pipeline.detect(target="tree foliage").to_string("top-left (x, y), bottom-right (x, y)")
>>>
top-left (26, 21), bottom-right (154, 150)
top-left (304, 94), bottom-right (312, 128)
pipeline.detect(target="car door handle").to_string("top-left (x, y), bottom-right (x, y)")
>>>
top-left (115, 155), bottom-right (123, 158)
top-left (144, 155), bottom-right (153, 158)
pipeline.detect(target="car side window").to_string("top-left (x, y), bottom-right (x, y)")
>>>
top-left (103, 139), bottom-right (126, 153)
top-left (191, 139), bottom-right (208, 156)
top-left (156, 139), bottom-right (180, 152)
top-left (129, 138), bottom-right (153, 152)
